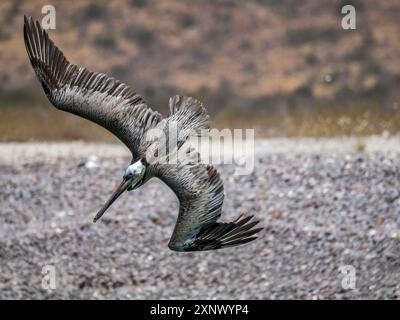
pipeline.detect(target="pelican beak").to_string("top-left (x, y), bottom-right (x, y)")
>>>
top-left (93, 177), bottom-right (132, 223)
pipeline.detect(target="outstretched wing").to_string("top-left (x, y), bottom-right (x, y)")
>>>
top-left (158, 161), bottom-right (262, 251)
top-left (23, 16), bottom-right (161, 160)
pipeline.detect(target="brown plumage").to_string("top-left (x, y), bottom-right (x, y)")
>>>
top-left (23, 16), bottom-right (262, 251)
top-left (23, 16), bottom-right (161, 161)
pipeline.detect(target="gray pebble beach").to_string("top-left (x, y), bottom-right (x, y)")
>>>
top-left (0, 137), bottom-right (399, 299)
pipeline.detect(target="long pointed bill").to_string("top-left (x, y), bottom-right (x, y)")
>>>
top-left (93, 178), bottom-right (132, 223)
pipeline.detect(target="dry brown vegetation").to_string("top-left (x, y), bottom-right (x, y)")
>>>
top-left (0, 0), bottom-right (399, 141)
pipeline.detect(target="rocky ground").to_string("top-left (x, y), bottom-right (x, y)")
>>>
top-left (0, 138), bottom-right (399, 299)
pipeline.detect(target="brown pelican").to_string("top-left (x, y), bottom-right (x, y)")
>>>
top-left (23, 16), bottom-right (262, 251)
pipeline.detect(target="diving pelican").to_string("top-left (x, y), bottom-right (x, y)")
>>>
top-left (23, 16), bottom-right (262, 251)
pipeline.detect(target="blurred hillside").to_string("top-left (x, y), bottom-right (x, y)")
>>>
top-left (0, 0), bottom-right (399, 141)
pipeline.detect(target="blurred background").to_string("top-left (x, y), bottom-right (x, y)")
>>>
top-left (0, 0), bottom-right (399, 141)
top-left (1, 0), bottom-right (400, 300)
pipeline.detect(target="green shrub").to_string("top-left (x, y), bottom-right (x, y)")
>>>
top-left (0, 29), bottom-right (10, 41)
top-left (123, 25), bottom-right (154, 47)
top-left (180, 14), bottom-right (196, 28)
top-left (83, 3), bottom-right (108, 21)
top-left (93, 34), bottom-right (116, 49)
top-left (111, 64), bottom-right (129, 80)
top-left (286, 27), bottom-right (341, 46)
top-left (130, 0), bottom-right (146, 7)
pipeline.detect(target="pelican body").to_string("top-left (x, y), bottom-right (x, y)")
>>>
top-left (23, 16), bottom-right (262, 251)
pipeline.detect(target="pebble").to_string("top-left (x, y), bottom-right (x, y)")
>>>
top-left (0, 141), bottom-right (399, 299)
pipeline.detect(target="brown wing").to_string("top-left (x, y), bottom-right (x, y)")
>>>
top-left (158, 162), bottom-right (262, 251)
top-left (23, 16), bottom-right (161, 160)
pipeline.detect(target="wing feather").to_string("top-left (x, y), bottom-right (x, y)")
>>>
top-left (157, 161), bottom-right (262, 251)
top-left (23, 16), bottom-right (161, 160)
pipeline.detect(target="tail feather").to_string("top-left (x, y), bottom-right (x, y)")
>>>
top-left (187, 215), bottom-right (262, 251)
top-left (221, 236), bottom-right (258, 248)
top-left (222, 220), bottom-right (260, 239)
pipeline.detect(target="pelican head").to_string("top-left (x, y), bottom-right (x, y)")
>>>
top-left (93, 159), bottom-right (146, 223)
